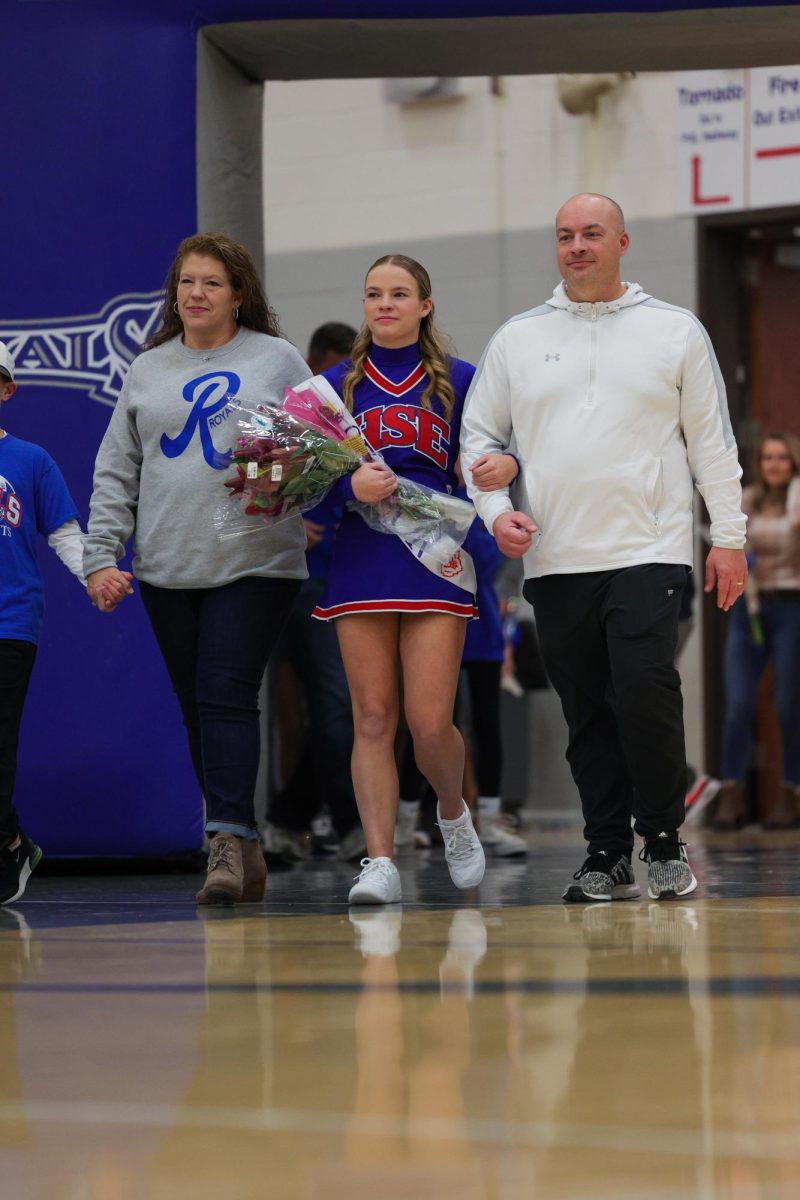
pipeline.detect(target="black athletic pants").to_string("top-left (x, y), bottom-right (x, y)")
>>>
top-left (524, 564), bottom-right (688, 858)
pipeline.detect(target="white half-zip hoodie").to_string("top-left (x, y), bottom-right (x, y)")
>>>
top-left (461, 281), bottom-right (746, 578)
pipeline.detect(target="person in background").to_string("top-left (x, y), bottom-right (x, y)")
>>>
top-left (307, 322), bottom-right (359, 375)
top-left (0, 342), bottom-right (116, 903)
top-left (313, 254), bottom-right (485, 905)
top-left (462, 192), bottom-right (748, 904)
top-left (679, 569), bottom-right (722, 823)
top-left (83, 233), bottom-right (310, 905)
top-left (459, 458), bottom-right (528, 855)
top-left (712, 432), bottom-right (800, 829)
top-left (263, 322), bottom-right (367, 864)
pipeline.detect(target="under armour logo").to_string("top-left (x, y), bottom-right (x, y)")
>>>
top-left (545, 353), bottom-right (560, 362)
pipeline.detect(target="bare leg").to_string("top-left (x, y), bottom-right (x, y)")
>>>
top-left (400, 613), bottom-right (467, 820)
top-left (336, 613), bottom-right (401, 858)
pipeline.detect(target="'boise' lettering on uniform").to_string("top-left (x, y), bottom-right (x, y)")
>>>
top-left (357, 403), bottom-right (450, 468)
top-left (160, 371), bottom-right (242, 469)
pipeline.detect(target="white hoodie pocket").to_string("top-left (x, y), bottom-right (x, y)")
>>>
top-left (529, 456), bottom-right (668, 560)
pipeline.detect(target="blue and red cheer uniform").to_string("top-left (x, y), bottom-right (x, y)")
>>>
top-left (312, 341), bottom-right (477, 620)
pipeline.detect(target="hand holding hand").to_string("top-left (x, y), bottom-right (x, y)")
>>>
top-left (87, 567), bottom-right (134, 613)
top-left (470, 453), bottom-right (519, 491)
top-left (493, 511), bottom-right (538, 558)
top-left (704, 547), bottom-right (748, 611)
top-left (351, 462), bottom-right (398, 504)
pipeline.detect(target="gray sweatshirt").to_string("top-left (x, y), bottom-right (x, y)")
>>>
top-left (84, 327), bottom-right (311, 587)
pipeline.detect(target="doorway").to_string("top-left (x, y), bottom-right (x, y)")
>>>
top-left (699, 206), bottom-right (800, 819)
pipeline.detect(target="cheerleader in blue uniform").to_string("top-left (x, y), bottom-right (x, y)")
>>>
top-left (313, 254), bottom-right (486, 904)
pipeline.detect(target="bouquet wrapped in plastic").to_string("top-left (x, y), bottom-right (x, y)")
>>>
top-left (214, 382), bottom-right (371, 535)
top-left (215, 376), bottom-right (477, 583)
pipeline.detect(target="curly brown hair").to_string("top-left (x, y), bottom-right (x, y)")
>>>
top-left (147, 232), bottom-right (283, 350)
top-left (342, 255), bottom-right (455, 418)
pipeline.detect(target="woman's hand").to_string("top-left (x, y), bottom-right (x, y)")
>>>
top-left (351, 462), bottom-right (398, 503)
top-left (470, 453), bottom-right (519, 491)
top-left (87, 567), bottom-right (134, 613)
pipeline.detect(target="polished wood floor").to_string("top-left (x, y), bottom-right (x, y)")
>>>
top-left (1, 826), bottom-right (799, 1199)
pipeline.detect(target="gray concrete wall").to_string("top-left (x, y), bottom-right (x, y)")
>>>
top-left (264, 215), bottom-right (696, 362)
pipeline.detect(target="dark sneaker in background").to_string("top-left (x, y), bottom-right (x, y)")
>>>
top-left (563, 850), bottom-right (641, 902)
top-left (0, 832), bottom-right (43, 905)
top-left (261, 821), bottom-right (311, 865)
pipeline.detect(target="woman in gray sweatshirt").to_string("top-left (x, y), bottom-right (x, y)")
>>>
top-left (84, 232), bottom-right (310, 905)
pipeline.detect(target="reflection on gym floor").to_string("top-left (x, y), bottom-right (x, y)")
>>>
top-left (1, 829), bottom-right (799, 1198)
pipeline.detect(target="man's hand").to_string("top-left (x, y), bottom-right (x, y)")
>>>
top-left (87, 567), bottom-right (134, 613)
top-left (493, 511), bottom-right (538, 558)
top-left (704, 547), bottom-right (748, 611)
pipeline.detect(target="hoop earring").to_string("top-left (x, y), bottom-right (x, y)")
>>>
top-left (172, 301), bottom-right (179, 314)
top-left (233, 307), bottom-right (240, 321)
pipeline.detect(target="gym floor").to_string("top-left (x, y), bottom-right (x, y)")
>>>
top-left (1, 824), bottom-right (798, 1199)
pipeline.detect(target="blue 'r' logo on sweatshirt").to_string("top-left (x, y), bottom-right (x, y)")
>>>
top-left (160, 371), bottom-right (241, 469)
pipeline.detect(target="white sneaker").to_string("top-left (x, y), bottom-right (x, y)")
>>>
top-left (348, 857), bottom-right (402, 905)
top-left (439, 910), bottom-right (488, 998)
top-left (349, 910), bottom-right (402, 957)
top-left (394, 801), bottom-right (420, 851)
top-left (437, 803), bottom-right (486, 889)
top-left (480, 813), bottom-right (528, 857)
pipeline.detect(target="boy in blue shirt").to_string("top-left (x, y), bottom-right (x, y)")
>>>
top-left (0, 341), bottom-right (88, 903)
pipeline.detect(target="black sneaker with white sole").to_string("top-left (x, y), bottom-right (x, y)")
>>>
top-left (0, 831), bottom-right (43, 905)
top-left (640, 833), bottom-right (697, 900)
top-left (563, 850), bottom-right (641, 903)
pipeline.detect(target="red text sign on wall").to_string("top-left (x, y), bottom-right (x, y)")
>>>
top-left (677, 67), bottom-right (800, 214)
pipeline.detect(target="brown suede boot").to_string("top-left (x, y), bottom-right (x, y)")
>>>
top-left (240, 837), bottom-right (267, 902)
top-left (763, 782), bottom-right (800, 830)
top-left (710, 781), bottom-right (745, 830)
top-left (196, 833), bottom-right (243, 905)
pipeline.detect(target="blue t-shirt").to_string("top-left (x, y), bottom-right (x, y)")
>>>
top-left (0, 433), bottom-right (79, 644)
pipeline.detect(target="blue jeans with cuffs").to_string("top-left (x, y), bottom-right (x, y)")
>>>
top-left (140, 576), bottom-right (300, 839)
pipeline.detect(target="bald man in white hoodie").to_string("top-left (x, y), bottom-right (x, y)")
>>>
top-left (462, 193), bottom-right (748, 904)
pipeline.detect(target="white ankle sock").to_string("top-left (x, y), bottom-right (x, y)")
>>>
top-left (477, 796), bottom-right (501, 817)
top-left (438, 802), bottom-right (469, 827)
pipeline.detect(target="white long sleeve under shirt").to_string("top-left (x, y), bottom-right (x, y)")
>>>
top-left (461, 282), bottom-right (746, 578)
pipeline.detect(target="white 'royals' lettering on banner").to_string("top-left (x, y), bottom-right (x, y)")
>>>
top-left (0, 292), bottom-right (163, 406)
